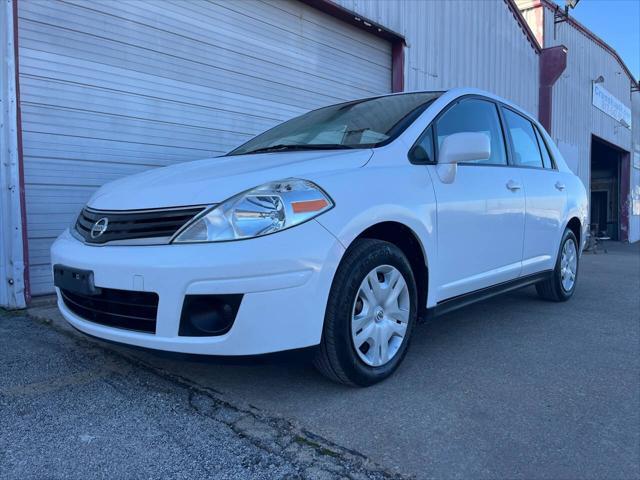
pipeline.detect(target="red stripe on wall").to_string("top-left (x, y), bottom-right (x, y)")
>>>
top-left (391, 41), bottom-right (404, 93)
top-left (12, 0), bottom-right (30, 303)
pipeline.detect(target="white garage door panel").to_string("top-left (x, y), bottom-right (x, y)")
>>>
top-left (18, 0), bottom-right (391, 294)
top-left (20, 50), bottom-right (297, 127)
top-left (26, 185), bottom-right (93, 236)
top-left (29, 2), bottom-right (388, 95)
top-left (74, 0), bottom-right (392, 82)
top-left (23, 132), bottom-right (202, 167)
top-left (22, 105), bottom-right (239, 152)
top-left (21, 77), bottom-right (279, 137)
top-left (25, 158), bottom-right (153, 188)
top-left (26, 238), bottom-right (52, 271)
top-left (20, 2), bottom-right (389, 106)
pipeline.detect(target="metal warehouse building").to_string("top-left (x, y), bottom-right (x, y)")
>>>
top-left (517, 0), bottom-right (639, 244)
top-left (1, 0), bottom-right (638, 308)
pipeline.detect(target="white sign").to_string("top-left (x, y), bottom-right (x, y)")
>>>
top-left (592, 84), bottom-right (632, 129)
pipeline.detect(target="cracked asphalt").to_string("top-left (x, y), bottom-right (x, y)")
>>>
top-left (2, 242), bottom-right (639, 479)
top-left (0, 310), bottom-right (398, 480)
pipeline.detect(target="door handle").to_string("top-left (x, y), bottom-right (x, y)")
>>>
top-left (506, 180), bottom-right (522, 191)
top-left (555, 182), bottom-right (565, 191)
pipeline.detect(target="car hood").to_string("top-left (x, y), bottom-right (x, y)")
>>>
top-left (88, 149), bottom-right (372, 210)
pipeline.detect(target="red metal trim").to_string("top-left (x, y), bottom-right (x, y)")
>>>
top-left (391, 41), bottom-right (404, 93)
top-left (503, 0), bottom-right (542, 53)
top-left (538, 0), bottom-right (639, 90)
top-left (619, 151), bottom-right (631, 242)
top-left (539, 45), bottom-right (567, 132)
top-left (11, 0), bottom-right (30, 303)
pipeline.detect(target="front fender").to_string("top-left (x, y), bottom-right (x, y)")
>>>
top-left (313, 163), bottom-right (438, 305)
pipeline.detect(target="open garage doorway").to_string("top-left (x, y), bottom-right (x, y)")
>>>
top-left (590, 136), bottom-right (630, 241)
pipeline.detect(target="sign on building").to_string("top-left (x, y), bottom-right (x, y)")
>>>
top-left (592, 84), bottom-right (632, 129)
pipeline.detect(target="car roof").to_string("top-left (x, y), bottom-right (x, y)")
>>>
top-left (343, 88), bottom-right (538, 130)
top-left (377, 88), bottom-right (536, 122)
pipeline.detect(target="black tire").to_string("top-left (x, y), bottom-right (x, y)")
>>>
top-left (536, 228), bottom-right (579, 302)
top-left (313, 239), bottom-right (418, 386)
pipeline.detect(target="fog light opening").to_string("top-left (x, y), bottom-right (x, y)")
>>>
top-left (179, 294), bottom-right (243, 337)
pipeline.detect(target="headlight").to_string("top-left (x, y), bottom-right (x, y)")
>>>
top-left (172, 179), bottom-right (333, 243)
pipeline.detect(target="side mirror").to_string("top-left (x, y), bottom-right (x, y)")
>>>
top-left (436, 132), bottom-right (491, 183)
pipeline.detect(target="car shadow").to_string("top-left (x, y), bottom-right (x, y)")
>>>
top-left (118, 284), bottom-right (554, 394)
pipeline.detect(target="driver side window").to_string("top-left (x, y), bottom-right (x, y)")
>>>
top-left (435, 99), bottom-right (507, 165)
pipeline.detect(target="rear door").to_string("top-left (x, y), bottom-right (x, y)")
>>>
top-left (501, 107), bottom-right (567, 275)
top-left (426, 98), bottom-right (525, 301)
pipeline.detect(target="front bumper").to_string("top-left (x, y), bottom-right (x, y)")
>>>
top-left (51, 221), bottom-right (344, 355)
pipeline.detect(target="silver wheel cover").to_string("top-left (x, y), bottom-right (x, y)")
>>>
top-left (560, 238), bottom-right (577, 292)
top-left (351, 265), bottom-right (410, 367)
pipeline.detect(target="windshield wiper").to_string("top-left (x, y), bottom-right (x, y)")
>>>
top-left (236, 144), bottom-right (356, 155)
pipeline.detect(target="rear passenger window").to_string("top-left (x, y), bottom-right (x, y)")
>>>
top-left (435, 99), bottom-right (507, 165)
top-left (534, 127), bottom-right (554, 169)
top-left (503, 109), bottom-right (544, 168)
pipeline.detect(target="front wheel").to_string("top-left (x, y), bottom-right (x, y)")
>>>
top-left (536, 228), bottom-right (579, 302)
top-left (313, 239), bottom-right (417, 386)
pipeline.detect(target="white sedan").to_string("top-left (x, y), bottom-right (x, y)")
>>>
top-left (51, 88), bottom-right (588, 386)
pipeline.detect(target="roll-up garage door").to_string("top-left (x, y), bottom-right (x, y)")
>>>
top-left (17, 0), bottom-right (392, 294)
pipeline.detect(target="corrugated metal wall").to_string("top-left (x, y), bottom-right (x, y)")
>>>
top-left (334, 0), bottom-right (540, 115)
top-left (630, 93), bottom-right (640, 243)
top-left (540, 6), bottom-right (633, 187)
top-left (17, 0), bottom-right (392, 294)
top-left (517, 1), bottom-right (639, 242)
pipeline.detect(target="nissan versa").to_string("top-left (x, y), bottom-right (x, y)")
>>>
top-left (51, 88), bottom-right (588, 386)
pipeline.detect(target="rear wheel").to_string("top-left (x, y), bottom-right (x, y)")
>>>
top-left (536, 228), bottom-right (579, 301)
top-left (314, 239), bottom-right (417, 386)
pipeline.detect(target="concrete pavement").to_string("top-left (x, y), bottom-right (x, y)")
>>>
top-left (0, 314), bottom-right (401, 479)
top-left (6, 242), bottom-right (640, 479)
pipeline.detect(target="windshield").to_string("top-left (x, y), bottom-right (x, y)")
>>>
top-left (228, 92), bottom-right (443, 156)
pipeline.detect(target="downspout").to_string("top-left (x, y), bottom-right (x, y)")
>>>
top-left (538, 45), bottom-right (567, 132)
top-left (391, 40), bottom-right (405, 93)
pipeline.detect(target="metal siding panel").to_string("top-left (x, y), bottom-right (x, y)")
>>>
top-left (630, 93), bottom-right (640, 243)
top-left (531, 3), bottom-right (636, 239)
top-left (542, 11), bottom-right (632, 189)
top-left (18, 0), bottom-right (391, 294)
top-left (334, 0), bottom-right (540, 115)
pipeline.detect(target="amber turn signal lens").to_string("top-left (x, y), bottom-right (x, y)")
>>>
top-left (291, 199), bottom-right (329, 213)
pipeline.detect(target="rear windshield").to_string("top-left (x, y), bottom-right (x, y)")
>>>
top-left (228, 92), bottom-right (443, 155)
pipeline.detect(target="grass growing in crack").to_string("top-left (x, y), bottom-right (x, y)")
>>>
top-left (294, 435), bottom-right (340, 458)
top-left (0, 308), bottom-right (27, 317)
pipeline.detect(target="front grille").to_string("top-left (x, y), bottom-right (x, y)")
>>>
top-left (75, 206), bottom-right (206, 244)
top-left (60, 287), bottom-right (159, 333)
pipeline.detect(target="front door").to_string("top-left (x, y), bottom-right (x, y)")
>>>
top-left (427, 98), bottom-right (525, 301)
